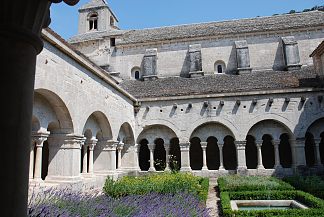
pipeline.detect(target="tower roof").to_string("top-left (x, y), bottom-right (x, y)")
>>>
top-left (79, 0), bottom-right (108, 10)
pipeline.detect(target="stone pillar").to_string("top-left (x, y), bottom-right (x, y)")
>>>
top-left (272, 140), bottom-right (282, 169)
top-left (164, 143), bottom-right (171, 171)
top-left (180, 141), bottom-right (191, 171)
top-left (148, 143), bottom-right (156, 171)
top-left (0, 1), bottom-right (79, 215)
top-left (32, 132), bottom-right (50, 180)
top-left (255, 141), bottom-right (265, 170)
top-left (82, 144), bottom-right (88, 174)
top-left (189, 44), bottom-right (204, 78)
top-left (46, 134), bottom-right (85, 182)
top-left (143, 48), bottom-right (158, 80)
top-left (281, 36), bottom-right (302, 71)
top-left (95, 139), bottom-right (118, 172)
top-left (117, 142), bottom-right (124, 169)
top-left (29, 140), bottom-right (35, 179)
top-left (314, 138), bottom-right (323, 167)
top-left (235, 140), bottom-right (247, 174)
top-left (86, 138), bottom-right (97, 175)
top-left (290, 138), bottom-right (306, 169)
top-left (218, 143), bottom-right (225, 170)
top-left (235, 40), bottom-right (252, 74)
top-left (200, 142), bottom-right (208, 170)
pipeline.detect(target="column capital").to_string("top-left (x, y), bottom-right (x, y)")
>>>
top-left (85, 138), bottom-right (98, 150)
top-left (148, 143), bottom-right (156, 150)
top-left (179, 142), bottom-right (190, 151)
top-left (218, 143), bottom-right (224, 148)
top-left (117, 142), bottom-right (125, 150)
top-left (32, 131), bottom-right (50, 147)
top-left (98, 139), bottom-right (118, 151)
top-left (314, 138), bottom-right (322, 145)
top-left (290, 138), bottom-right (305, 147)
top-left (272, 140), bottom-right (281, 146)
top-left (235, 140), bottom-right (246, 149)
top-left (200, 141), bottom-right (208, 149)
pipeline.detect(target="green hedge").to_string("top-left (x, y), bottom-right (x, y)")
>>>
top-left (218, 175), bottom-right (294, 192)
top-left (220, 190), bottom-right (324, 217)
top-left (103, 172), bottom-right (209, 202)
top-left (283, 175), bottom-right (324, 199)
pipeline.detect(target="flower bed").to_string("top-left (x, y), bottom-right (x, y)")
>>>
top-left (218, 175), bottom-right (294, 192)
top-left (28, 187), bottom-right (210, 217)
top-left (103, 172), bottom-right (209, 201)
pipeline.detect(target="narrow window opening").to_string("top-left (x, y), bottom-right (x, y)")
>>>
top-left (89, 14), bottom-right (98, 31)
top-left (217, 65), bottom-right (223, 74)
top-left (110, 38), bottom-right (116, 47)
top-left (135, 71), bottom-right (140, 80)
top-left (110, 16), bottom-right (115, 26)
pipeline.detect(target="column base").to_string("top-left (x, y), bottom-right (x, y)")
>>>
top-left (257, 165), bottom-right (265, 170)
top-left (236, 166), bottom-right (248, 175)
top-left (219, 166), bottom-right (225, 171)
top-left (180, 167), bottom-right (192, 172)
top-left (202, 166), bottom-right (208, 171)
top-left (148, 167), bottom-right (156, 172)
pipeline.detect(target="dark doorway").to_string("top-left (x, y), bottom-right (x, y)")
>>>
top-left (154, 138), bottom-right (166, 171)
top-left (223, 136), bottom-right (237, 170)
top-left (305, 132), bottom-right (315, 167)
top-left (190, 137), bottom-right (203, 170)
top-left (206, 137), bottom-right (220, 170)
top-left (279, 134), bottom-right (292, 168)
top-left (139, 139), bottom-right (150, 171)
top-left (262, 134), bottom-right (275, 169)
top-left (170, 138), bottom-right (181, 171)
top-left (245, 135), bottom-right (257, 169)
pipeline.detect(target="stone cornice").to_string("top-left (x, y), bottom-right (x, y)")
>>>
top-left (137, 87), bottom-right (324, 102)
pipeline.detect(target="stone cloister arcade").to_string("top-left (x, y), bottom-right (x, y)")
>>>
top-left (29, 88), bottom-right (324, 184)
top-left (136, 119), bottom-right (324, 175)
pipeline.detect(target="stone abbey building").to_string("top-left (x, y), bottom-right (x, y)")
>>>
top-left (30, 0), bottom-right (324, 187)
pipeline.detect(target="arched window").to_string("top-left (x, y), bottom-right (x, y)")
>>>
top-left (214, 60), bottom-right (226, 74)
top-left (88, 13), bottom-right (98, 31)
top-left (131, 67), bottom-right (142, 80)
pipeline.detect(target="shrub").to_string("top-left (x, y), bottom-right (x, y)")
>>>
top-left (283, 175), bottom-right (324, 199)
top-left (218, 175), bottom-right (294, 192)
top-left (103, 172), bottom-right (209, 202)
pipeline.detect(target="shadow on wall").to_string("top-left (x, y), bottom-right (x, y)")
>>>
top-left (273, 41), bottom-right (286, 71)
top-left (180, 51), bottom-right (190, 78)
top-left (226, 45), bottom-right (238, 75)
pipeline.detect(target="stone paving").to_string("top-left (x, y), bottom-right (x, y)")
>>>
top-left (206, 178), bottom-right (222, 217)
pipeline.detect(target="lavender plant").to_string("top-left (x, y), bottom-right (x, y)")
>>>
top-left (28, 186), bottom-right (210, 216)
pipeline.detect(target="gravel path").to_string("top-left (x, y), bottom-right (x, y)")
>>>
top-left (206, 178), bottom-right (222, 217)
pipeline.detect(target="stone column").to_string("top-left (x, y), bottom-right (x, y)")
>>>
top-left (290, 138), bottom-right (306, 169)
top-left (82, 144), bottom-right (88, 174)
top-left (235, 140), bottom-right (247, 174)
top-left (134, 144), bottom-right (141, 171)
top-left (164, 143), bottom-right (171, 171)
top-left (32, 132), bottom-right (50, 181)
top-left (201, 142), bottom-right (208, 170)
top-left (180, 141), bottom-right (191, 171)
top-left (314, 138), bottom-right (323, 167)
top-left (0, 1), bottom-right (79, 215)
top-left (29, 139), bottom-right (35, 179)
top-left (218, 143), bottom-right (225, 170)
top-left (117, 142), bottom-right (124, 169)
top-left (86, 138), bottom-right (97, 175)
top-left (272, 140), bottom-right (282, 169)
top-left (256, 141), bottom-right (265, 170)
top-left (95, 139), bottom-right (118, 172)
top-left (46, 134), bottom-right (85, 182)
top-left (148, 143), bottom-right (156, 171)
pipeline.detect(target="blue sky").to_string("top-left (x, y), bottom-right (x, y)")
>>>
top-left (49, 0), bottom-right (323, 40)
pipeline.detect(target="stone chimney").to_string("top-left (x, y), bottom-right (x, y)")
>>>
top-left (281, 36), bottom-right (302, 71)
top-left (142, 48), bottom-right (158, 81)
top-left (235, 40), bottom-right (252, 74)
top-left (189, 44), bottom-right (204, 78)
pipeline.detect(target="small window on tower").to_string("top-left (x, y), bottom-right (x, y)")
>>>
top-left (131, 67), bottom-right (142, 80)
top-left (214, 60), bottom-right (226, 74)
top-left (89, 13), bottom-right (98, 31)
top-left (110, 16), bottom-right (115, 26)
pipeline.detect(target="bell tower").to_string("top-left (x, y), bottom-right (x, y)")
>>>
top-left (78, 0), bottom-right (118, 34)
